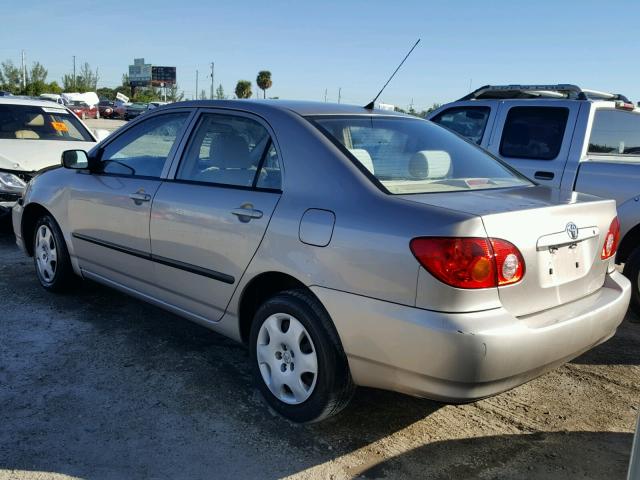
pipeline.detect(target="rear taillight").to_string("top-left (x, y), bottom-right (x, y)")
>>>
top-left (601, 217), bottom-right (620, 260)
top-left (491, 238), bottom-right (525, 285)
top-left (410, 237), bottom-right (525, 289)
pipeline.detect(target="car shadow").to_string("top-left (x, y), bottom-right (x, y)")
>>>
top-left (356, 431), bottom-right (633, 480)
top-left (571, 315), bottom-right (640, 366)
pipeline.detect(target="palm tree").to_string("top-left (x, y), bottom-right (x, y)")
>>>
top-left (256, 71), bottom-right (272, 99)
top-left (235, 80), bottom-right (252, 99)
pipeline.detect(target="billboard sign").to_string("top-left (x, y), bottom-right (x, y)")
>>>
top-left (152, 66), bottom-right (176, 86)
top-left (129, 58), bottom-right (152, 87)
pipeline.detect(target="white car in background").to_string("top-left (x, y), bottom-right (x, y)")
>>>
top-left (0, 97), bottom-right (108, 220)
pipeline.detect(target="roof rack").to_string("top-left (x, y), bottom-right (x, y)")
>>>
top-left (458, 84), bottom-right (631, 103)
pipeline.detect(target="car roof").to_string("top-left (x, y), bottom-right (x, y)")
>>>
top-left (0, 97), bottom-right (68, 108)
top-left (160, 99), bottom-right (409, 117)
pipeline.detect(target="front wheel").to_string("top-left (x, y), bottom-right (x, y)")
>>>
top-left (33, 215), bottom-right (76, 292)
top-left (249, 289), bottom-right (355, 423)
top-left (623, 247), bottom-right (640, 317)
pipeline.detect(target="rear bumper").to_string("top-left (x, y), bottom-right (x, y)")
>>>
top-left (311, 270), bottom-right (631, 402)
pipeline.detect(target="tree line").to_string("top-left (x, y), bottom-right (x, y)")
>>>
top-left (1, 59), bottom-right (433, 112)
top-left (0, 59), bottom-right (99, 96)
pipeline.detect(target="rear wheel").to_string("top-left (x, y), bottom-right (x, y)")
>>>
top-left (249, 289), bottom-right (355, 423)
top-left (623, 247), bottom-right (640, 318)
top-left (33, 215), bottom-right (75, 292)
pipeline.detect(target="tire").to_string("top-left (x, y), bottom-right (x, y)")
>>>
top-left (623, 247), bottom-right (640, 317)
top-left (249, 289), bottom-right (355, 423)
top-left (32, 214), bottom-right (76, 292)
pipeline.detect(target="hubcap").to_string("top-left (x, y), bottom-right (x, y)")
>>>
top-left (35, 225), bottom-right (57, 283)
top-left (256, 313), bottom-right (318, 405)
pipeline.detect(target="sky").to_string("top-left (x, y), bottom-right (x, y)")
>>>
top-left (1, 0), bottom-right (640, 110)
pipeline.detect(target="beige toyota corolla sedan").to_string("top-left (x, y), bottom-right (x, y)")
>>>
top-left (12, 100), bottom-right (631, 422)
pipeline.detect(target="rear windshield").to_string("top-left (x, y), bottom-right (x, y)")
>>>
top-left (312, 116), bottom-right (531, 194)
top-left (588, 109), bottom-right (640, 155)
top-left (0, 104), bottom-right (94, 141)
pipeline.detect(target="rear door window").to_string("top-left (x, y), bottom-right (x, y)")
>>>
top-left (430, 106), bottom-right (490, 144)
top-left (588, 109), bottom-right (640, 156)
top-left (500, 107), bottom-right (569, 160)
top-left (176, 113), bottom-right (280, 189)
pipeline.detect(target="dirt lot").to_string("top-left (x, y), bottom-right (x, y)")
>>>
top-left (0, 228), bottom-right (638, 480)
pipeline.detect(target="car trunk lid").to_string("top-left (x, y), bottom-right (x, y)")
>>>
top-left (399, 186), bottom-right (617, 316)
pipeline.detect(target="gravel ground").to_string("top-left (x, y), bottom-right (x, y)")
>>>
top-left (0, 228), bottom-right (638, 480)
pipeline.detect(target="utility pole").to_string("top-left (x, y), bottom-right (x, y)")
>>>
top-left (72, 55), bottom-right (76, 90)
top-left (21, 50), bottom-right (26, 90)
top-left (338, 87), bottom-right (341, 104)
top-left (210, 62), bottom-right (214, 100)
top-left (195, 69), bottom-right (198, 100)
top-left (324, 88), bottom-right (327, 102)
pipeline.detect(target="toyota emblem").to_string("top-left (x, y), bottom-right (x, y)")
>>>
top-left (566, 222), bottom-right (579, 240)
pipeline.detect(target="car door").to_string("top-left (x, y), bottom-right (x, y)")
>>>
top-left (487, 101), bottom-right (579, 188)
top-left (149, 110), bottom-right (282, 321)
top-left (68, 110), bottom-right (192, 293)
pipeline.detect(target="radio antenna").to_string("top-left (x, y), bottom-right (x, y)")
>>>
top-left (364, 38), bottom-right (421, 110)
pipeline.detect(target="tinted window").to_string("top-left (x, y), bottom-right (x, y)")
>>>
top-left (177, 113), bottom-right (278, 188)
top-left (99, 113), bottom-right (189, 177)
top-left (588, 109), bottom-right (640, 156)
top-left (0, 104), bottom-right (93, 141)
top-left (313, 116), bottom-right (531, 194)
top-left (431, 106), bottom-right (490, 144)
top-left (500, 107), bottom-right (568, 160)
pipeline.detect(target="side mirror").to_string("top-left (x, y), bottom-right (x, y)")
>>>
top-left (61, 150), bottom-right (89, 169)
top-left (92, 128), bottom-right (111, 142)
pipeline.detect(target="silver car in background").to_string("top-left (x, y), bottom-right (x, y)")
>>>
top-left (12, 100), bottom-right (631, 422)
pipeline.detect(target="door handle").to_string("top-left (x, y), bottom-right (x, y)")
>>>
top-left (231, 205), bottom-right (263, 222)
top-left (534, 171), bottom-right (555, 180)
top-left (129, 192), bottom-right (151, 203)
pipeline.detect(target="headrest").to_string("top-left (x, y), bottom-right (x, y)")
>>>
top-left (409, 150), bottom-right (452, 179)
top-left (348, 148), bottom-right (375, 174)
top-left (15, 130), bottom-right (40, 139)
top-left (26, 114), bottom-right (45, 127)
top-left (210, 134), bottom-right (252, 169)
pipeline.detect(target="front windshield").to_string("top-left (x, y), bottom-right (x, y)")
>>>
top-left (0, 104), bottom-right (94, 142)
top-left (312, 116), bottom-right (532, 194)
